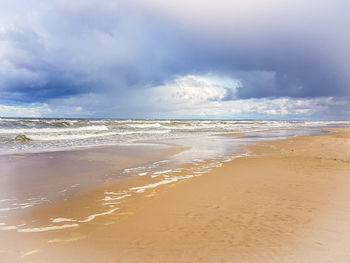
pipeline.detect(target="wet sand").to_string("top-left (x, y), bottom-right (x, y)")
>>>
top-left (1, 128), bottom-right (350, 262)
top-left (0, 144), bottom-right (187, 213)
top-left (214, 132), bottom-right (244, 137)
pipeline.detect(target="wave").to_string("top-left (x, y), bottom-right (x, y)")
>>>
top-left (126, 123), bottom-right (164, 128)
top-left (0, 125), bottom-right (108, 134)
top-left (116, 130), bottom-right (171, 135)
top-left (1, 119), bottom-right (348, 155)
top-left (19, 129), bottom-right (172, 141)
top-left (49, 120), bottom-right (78, 127)
top-left (26, 132), bottom-right (118, 141)
top-left (0, 118), bottom-right (22, 122)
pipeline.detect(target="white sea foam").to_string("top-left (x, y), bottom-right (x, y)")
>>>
top-left (0, 125), bottom-right (108, 134)
top-left (116, 130), bottom-right (171, 135)
top-left (127, 123), bottom-right (164, 128)
top-left (24, 129), bottom-right (170, 142)
top-left (104, 191), bottom-right (128, 195)
top-left (18, 224), bottom-right (79, 232)
top-left (102, 194), bottom-right (131, 202)
top-left (129, 178), bottom-right (179, 193)
top-left (153, 170), bottom-right (175, 175)
top-left (153, 159), bottom-right (169, 164)
top-left (79, 208), bottom-right (119, 223)
top-left (123, 166), bottom-right (146, 173)
top-left (0, 199), bottom-right (16, 203)
top-left (0, 207), bottom-right (19, 212)
top-left (51, 218), bottom-right (77, 223)
top-left (26, 132), bottom-right (117, 141)
top-left (0, 225), bottom-right (18, 230)
top-left (50, 207), bottom-right (119, 224)
top-left (0, 198), bottom-right (49, 213)
top-left (0, 118), bottom-right (19, 122)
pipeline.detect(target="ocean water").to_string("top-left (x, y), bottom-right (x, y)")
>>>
top-left (0, 118), bottom-right (348, 155)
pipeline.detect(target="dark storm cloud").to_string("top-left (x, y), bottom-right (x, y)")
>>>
top-left (0, 0), bottom-right (349, 117)
top-left (0, 0), bottom-right (194, 102)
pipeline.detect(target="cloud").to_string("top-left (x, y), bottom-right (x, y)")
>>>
top-left (1, 74), bottom-right (347, 120)
top-left (140, 74), bottom-right (345, 119)
top-left (157, 0), bottom-right (350, 99)
top-left (0, 103), bottom-right (51, 117)
top-left (0, 0), bottom-right (349, 119)
top-left (150, 75), bottom-right (239, 104)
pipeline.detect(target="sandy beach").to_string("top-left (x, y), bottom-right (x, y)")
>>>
top-left (1, 127), bottom-right (350, 262)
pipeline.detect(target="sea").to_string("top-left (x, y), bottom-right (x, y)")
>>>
top-left (0, 118), bottom-right (348, 155)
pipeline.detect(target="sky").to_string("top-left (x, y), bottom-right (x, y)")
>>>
top-left (0, 0), bottom-right (349, 120)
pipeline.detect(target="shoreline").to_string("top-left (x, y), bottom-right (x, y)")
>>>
top-left (1, 127), bottom-right (350, 262)
top-left (0, 143), bottom-right (189, 221)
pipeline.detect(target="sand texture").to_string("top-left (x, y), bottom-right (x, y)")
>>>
top-left (1, 128), bottom-right (350, 262)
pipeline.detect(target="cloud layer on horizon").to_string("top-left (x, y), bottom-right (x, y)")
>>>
top-left (0, 0), bottom-right (349, 119)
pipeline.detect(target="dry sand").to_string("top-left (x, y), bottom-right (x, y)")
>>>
top-left (1, 127), bottom-right (350, 262)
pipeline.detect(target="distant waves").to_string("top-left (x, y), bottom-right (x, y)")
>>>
top-left (0, 118), bottom-right (348, 154)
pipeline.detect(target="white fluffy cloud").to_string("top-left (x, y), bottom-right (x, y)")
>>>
top-left (0, 103), bottom-right (51, 117)
top-left (143, 75), bottom-right (341, 119)
top-left (150, 75), bottom-right (240, 104)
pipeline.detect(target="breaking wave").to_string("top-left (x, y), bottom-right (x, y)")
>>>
top-left (0, 125), bottom-right (108, 134)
